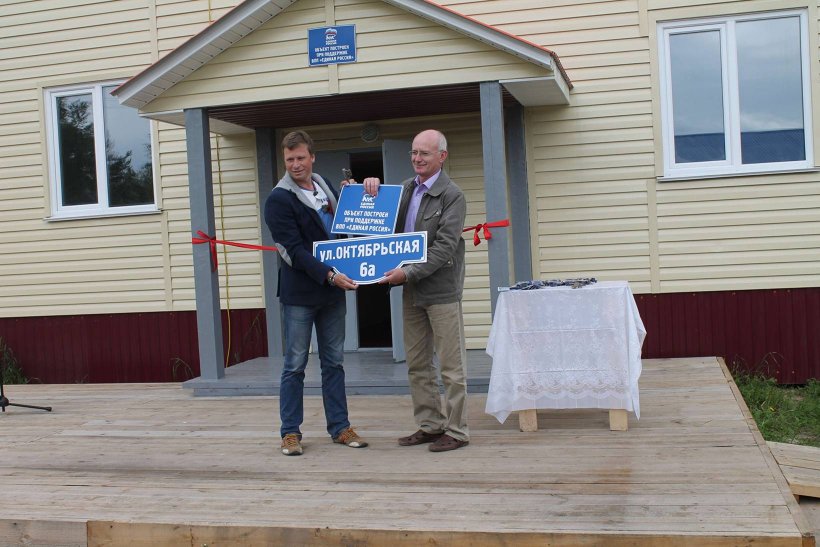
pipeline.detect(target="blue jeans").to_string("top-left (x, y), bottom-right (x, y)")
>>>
top-left (280, 299), bottom-right (350, 439)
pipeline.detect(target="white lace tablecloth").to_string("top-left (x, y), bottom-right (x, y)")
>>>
top-left (485, 281), bottom-right (646, 423)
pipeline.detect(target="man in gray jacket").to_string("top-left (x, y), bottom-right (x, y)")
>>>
top-left (372, 129), bottom-right (469, 452)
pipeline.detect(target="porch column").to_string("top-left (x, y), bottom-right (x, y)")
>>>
top-left (255, 128), bottom-right (283, 357)
top-left (185, 108), bottom-right (224, 380)
top-left (505, 103), bottom-right (533, 282)
top-left (480, 81), bottom-right (511, 314)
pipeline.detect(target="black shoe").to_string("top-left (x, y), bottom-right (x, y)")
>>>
top-left (428, 434), bottom-right (469, 452)
top-left (398, 429), bottom-right (443, 446)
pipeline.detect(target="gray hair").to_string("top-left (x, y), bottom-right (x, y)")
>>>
top-left (418, 129), bottom-right (447, 152)
top-left (437, 132), bottom-right (448, 152)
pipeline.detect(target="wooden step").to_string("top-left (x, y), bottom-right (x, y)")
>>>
top-left (769, 441), bottom-right (820, 499)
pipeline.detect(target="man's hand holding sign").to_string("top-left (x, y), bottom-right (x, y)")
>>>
top-left (358, 178), bottom-right (407, 285)
top-left (313, 180), bottom-right (428, 284)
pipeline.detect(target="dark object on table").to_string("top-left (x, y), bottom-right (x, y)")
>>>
top-left (510, 277), bottom-right (597, 290)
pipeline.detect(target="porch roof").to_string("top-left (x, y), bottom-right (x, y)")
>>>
top-left (111, 0), bottom-right (572, 132)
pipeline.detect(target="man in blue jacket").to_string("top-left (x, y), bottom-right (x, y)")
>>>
top-left (264, 130), bottom-right (367, 456)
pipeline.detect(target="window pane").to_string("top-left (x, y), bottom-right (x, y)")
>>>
top-left (669, 30), bottom-right (726, 163)
top-left (102, 86), bottom-right (154, 207)
top-left (57, 94), bottom-right (97, 206)
top-left (737, 17), bottom-right (805, 164)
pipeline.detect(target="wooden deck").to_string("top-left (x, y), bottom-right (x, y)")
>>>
top-left (0, 357), bottom-right (814, 546)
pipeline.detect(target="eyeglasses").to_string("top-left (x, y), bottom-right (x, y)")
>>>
top-left (409, 150), bottom-right (437, 158)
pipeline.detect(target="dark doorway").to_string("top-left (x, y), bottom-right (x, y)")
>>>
top-left (349, 151), bottom-right (392, 348)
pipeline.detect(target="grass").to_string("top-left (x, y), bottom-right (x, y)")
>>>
top-left (731, 364), bottom-right (820, 448)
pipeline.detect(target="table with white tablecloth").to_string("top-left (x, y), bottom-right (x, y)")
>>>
top-left (485, 281), bottom-right (646, 430)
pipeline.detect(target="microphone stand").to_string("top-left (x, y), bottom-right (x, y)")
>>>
top-left (0, 372), bottom-right (52, 412)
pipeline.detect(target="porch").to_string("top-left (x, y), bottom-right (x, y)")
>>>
top-left (181, 348), bottom-right (492, 396)
top-left (0, 357), bottom-right (814, 546)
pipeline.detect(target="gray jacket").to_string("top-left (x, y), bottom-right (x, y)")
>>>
top-left (396, 171), bottom-right (466, 306)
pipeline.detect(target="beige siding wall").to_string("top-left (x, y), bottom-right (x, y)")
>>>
top-left (645, 0), bottom-right (820, 293)
top-left (142, 0), bottom-right (544, 113)
top-left (654, 173), bottom-right (820, 291)
top-left (442, 0), bottom-right (820, 295)
top-left (464, 0), bottom-right (655, 293)
top-left (0, 0), bottom-right (164, 317)
top-left (3, 0), bottom-right (819, 340)
top-left (156, 0), bottom-right (236, 55)
top-left (161, 129), bottom-right (262, 310)
top-left (155, 0), bottom-right (262, 311)
top-left (334, 0), bottom-right (544, 94)
top-left (0, 0), bottom-right (260, 318)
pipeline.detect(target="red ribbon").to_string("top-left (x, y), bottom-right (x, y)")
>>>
top-left (463, 219), bottom-right (510, 246)
top-left (192, 230), bottom-right (280, 272)
top-left (194, 218), bottom-right (511, 271)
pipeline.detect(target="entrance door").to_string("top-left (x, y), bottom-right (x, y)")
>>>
top-left (381, 139), bottom-right (414, 361)
top-left (348, 150), bottom-right (391, 350)
top-left (312, 143), bottom-right (411, 358)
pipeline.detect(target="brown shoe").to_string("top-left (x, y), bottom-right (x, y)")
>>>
top-left (281, 433), bottom-right (303, 456)
top-left (429, 434), bottom-right (469, 452)
top-left (333, 427), bottom-right (368, 448)
top-left (398, 429), bottom-right (444, 446)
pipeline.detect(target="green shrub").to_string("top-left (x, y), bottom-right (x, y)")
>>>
top-left (0, 338), bottom-right (28, 385)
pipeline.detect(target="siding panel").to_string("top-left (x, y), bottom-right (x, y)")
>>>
top-left (0, 308), bottom-right (267, 383)
top-left (5, 288), bottom-right (812, 384)
top-left (0, 1), bottom-right (260, 320)
top-left (634, 288), bottom-right (819, 383)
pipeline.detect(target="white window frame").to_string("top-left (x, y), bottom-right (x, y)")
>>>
top-left (45, 81), bottom-right (157, 219)
top-left (658, 10), bottom-right (813, 179)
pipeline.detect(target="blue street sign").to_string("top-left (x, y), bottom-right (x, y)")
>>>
top-left (313, 232), bottom-right (427, 284)
top-left (308, 25), bottom-right (356, 66)
top-left (332, 184), bottom-right (403, 235)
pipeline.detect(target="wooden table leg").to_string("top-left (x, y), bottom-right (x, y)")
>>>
top-left (518, 409), bottom-right (538, 432)
top-left (609, 409), bottom-right (628, 431)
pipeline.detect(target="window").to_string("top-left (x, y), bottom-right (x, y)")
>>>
top-left (658, 11), bottom-right (812, 178)
top-left (45, 82), bottom-right (156, 218)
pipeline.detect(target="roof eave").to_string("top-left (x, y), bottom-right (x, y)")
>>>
top-left (381, 0), bottom-right (573, 89)
top-left (501, 75), bottom-right (570, 106)
top-left (112, 0), bottom-right (572, 112)
top-left (111, 0), bottom-right (298, 109)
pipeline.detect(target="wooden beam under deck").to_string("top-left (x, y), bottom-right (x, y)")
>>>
top-left (0, 357), bottom-right (813, 546)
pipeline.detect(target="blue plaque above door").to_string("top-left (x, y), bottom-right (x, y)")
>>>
top-left (308, 25), bottom-right (357, 66)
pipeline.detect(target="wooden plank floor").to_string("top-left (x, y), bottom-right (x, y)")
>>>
top-left (0, 357), bottom-right (813, 546)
